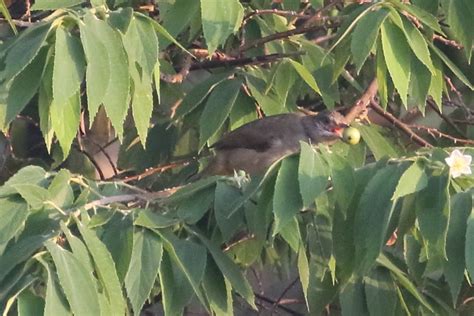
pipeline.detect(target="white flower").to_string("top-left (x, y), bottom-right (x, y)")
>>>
top-left (445, 149), bottom-right (472, 178)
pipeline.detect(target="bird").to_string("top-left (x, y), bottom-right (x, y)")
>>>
top-left (199, 110), bottom-right (348, 176)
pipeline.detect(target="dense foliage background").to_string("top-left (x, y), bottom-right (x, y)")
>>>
top-left (0, 0), bottom-right (473, 315)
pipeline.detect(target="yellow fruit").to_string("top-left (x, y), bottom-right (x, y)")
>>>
top-left (343, 127), bottom-right (361, 145)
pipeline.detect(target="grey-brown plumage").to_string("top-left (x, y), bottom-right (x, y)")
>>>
top-left (200, 110), bottom-right (347, 176)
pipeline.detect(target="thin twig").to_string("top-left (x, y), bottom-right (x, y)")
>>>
top-left (344, 79), bottom-right (379, 123)
top-left (244, 9), bottom-right (311, 22)
top-left (270, 277), bottom-right (300, 315)
top-left (238, 17), bottom-right (339, 53)
top-left (433, 34), bottom-right (462, 49)
top-left (369, 101), bottom-right (433, 148)
top-left (427, 99), bottom-right (467, 138)
top-left (120, 159), bottom-right (191, 182)
top-left (190, 52), bottom-right (305, 70)
top-left (408, 124), bottom-right (474, 145)
top-left (254, 293), bottom-right (304, 316)
top-left (0, 18), bottom-right (34, 27)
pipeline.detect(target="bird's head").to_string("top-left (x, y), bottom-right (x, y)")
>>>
top-left (304, 110), bottom-right (349, 142)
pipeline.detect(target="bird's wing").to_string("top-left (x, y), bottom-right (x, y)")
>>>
top-left (211, 114), bottom-right (303, 152)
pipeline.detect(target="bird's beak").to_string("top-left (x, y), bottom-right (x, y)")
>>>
top-left (331, 123), bottom-right (348, 138)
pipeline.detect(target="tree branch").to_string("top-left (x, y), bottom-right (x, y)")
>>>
top-left (344, 79), bottom-right (379, 123)
top-left (369, 101), bottom-right (433, 148)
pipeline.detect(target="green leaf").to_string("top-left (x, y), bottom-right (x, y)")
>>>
top-left (81, 13), bottom-right (130, 137)
top-left (357, 124), bottom-right (399, 159)
top-left (279, 217), bottom-right (301, 252)
top-left (0, 0), bottom-right (17, 34)
top-left (45, 241), bottom-right (101, 316)
top-left (0, 165), bottom-right (47, 197)
top-left (50, 92), bottom-right (80, 157)
top-left (392, 2), bottom-right (443, 34)
top-left (321, 150), bottom-right (355, 214)
top-left (298, 142), bottom-right (329, 208)
top-left (200, 0), bottom-right (243, 54)
top-left (376, 39), bottom-right (389, 108)
top-left (174, 72), bottom-right (233, 118)
top-left (298, 246), bottom-right (310, 310)
top-left (354, 164), bottom-right (406, 274)
top-left (48, 169), bottom-right (74, 209)
top-left (392, 160), bottom-right (428, 200)
top-left (380, 18), bottom-right (412, 106)
top-left (124, 229), bottom-right (163, 314)
top-left (177, 186), bottom-right (214, 224)
top-left (1, 47), bottom-right (47, 128)
top-left (31, 0), bottom-right (84, 10)
top-left (76, 220), bottom-right (126, 316)
top-left (448, 0), bottom-right (474, 61)
top-left (108, 7), bottom-right (134, 34)
top-left (409, 57), bottom-right (431, 113)
top-left (158, 231), bottom-right (208, 310)
top-left (465, 203), bottom-right (474, 286)
top-left (416, 174), bottom-right (450, 260)
top-left (123, 16), bottom-right (159, 144)
top-left (446, 192), bottom-right (471, 303)
top-left (273, 156), bottom-right (303, 235)
top-left (429, 43), bottom-right (474, 90)
top-left (340, 277), bottom-right (369, 316)
top-left (13, 184), bottom-right (51, 210)
top-left (398, 14), bottom-right (435, 73)
top-left (3, 23), bottom-right (52, 82)
top-left (199, 79), bottom-right (242, 149)
top-left (17, 290), bottom-right (45, 316)
top-left (203, 259), bottom-right (233, 316)
top-left (134, 208), bottom-right (179, 229)
top-left (364, 268), bottom-right (397, 316)
top-left (288, 59), bottom-right (321, 95)
top-left (377, 254), bottom-right (434, 312)
top-left (0, 197), bottom-right (28, 246)
top-left (428, 54), bottom-right (444, 109)
top-left (214, 182), bottom-right (244, 242)
top-left (37, 257), bottom-right (70, 316)
top-left (53, 27), bottom-right (86, 105)
top-left (351, 7), bottom-right (389, 73)
top-left (194, 230), bottom-right (256, 309)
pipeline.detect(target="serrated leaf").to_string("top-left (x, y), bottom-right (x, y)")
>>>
top-left (273, 156), bottom-right (303, 235)
top-left (124, 229), bottom-right (163, 314)
top-left (48, 169), bottom-right (74, 209)
top-left (50, 91), bottom-right (80, 158)
top-left (428, 54), bottom-right (443, 109)
top-left (0, 165), bottom-right (47, 197)
top-left (200, 0), bottom-right (243, 54)
top-left (465, 203), bottom-right (474, 287)
top-left (3, 23), bottom-right (52, 82)
top-left (134, 208), bottom-right (179, 229)
top-left (214, 182), bottom-right (244, 242)
top-left (0, 196), bottom-right (28, 245)
top-left (416, 174), bottom-right (450, 260)
top-left (357, 124), bottom-right (399, 159)
top-left (203, 259), bottom-right (233, 316)
top-left (17, 290), bottom-right (45, 316)
top-left (31, 0), bottom-right (84, 10)
top-left (108, 8), bottom-right (134, 34)
top-left (288, 59), bottom-right (321, 95)
top-left (340, 277), bottom-right (369, 316)
top-left (157, 231), bottom-right (208, 311)
top-left (45, 241), bottom-right (101, 316)
top-left (194, 230), bottom-right (256, 309)
top-left (448, 0), bottom-right (474, 61)
top-left (279, 217), bottom-right (301, 252)
top-left (381, 19), bottom-right (412, 106)
top-left (1, 47), bottom-right (47, 128)
top-left (199, 79), bottom-right (242, 149)
top-left (429, 43), bottom-right (474, 90)
top-left (351, 7), bottom-right (389, 73)
top-left (297, 246), bottom-right (310, 310)
top-left (398, 14), bottom-right (435, 73)
top-left (392, 161), bottom-right (428, 200)
top-left (81, 13), bottom-right (130, 137)
top-left (393, 2), bottom-right (443, 34)
top-left (298, 142), bottom-right (329, 208)
top-left (354, 164), bottom-right (406, 274)
top-left (53, 27), bottom-right (85, 105)
top-left (123, 16), bottom-right (159, 144)
top-left (76, 220), bottom-right (126, 316)
top-left (409, 57), bottom-right (431, 113)
top-left (364, 268), bottom-right (397, 316)
top-left (13, 184), bottom-right (51, 210)
top-left (36, 257), bottom-right (70, 316)
top-left (376, 39), bottom-right (388, 108)
top-left (446, 192), bottom-right (471, 303)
